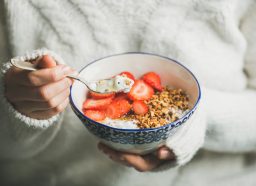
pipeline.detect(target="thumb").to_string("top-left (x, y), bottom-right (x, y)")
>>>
top-left (157, 146), bottom-right (175, 160)
top-left (36, 55), bottom-right (57, 69)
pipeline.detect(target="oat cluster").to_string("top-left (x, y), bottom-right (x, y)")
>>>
top-left (123, 87), bottom-right (189, 129)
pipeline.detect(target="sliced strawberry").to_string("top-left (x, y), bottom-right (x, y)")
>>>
top-left (106, 99), bottom-right (131, 119)
top-left (142, 72), bottom-right (163, 91)
top-left (114, 92), bottom-right (129, 101)
top-left (83, 109), bottom-right (106, 121)
top-left (128, 80), bottom-right (154, 101)
top-left (119, 71), bottom-right (136, 81)
top-left (89, 91), bottom-right (115, 99)
top-left (83, 97), bottom-right (113, 110)
top-left (132, 100), bottom-right (148, 115)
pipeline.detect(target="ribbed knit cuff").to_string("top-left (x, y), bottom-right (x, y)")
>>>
top-left (0, 48), bottom-right (65, 128)
top-left (153, 103), bottom-right (206, 171)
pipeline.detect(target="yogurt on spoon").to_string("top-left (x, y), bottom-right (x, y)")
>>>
top-left (88, 75), bottom-right (134, 94)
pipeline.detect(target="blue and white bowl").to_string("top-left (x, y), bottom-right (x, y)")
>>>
top-left (70, 52), bottom-right (201, 155)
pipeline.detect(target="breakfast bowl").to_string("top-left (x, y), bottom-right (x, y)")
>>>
top-left (70, 52), bottom-right (201, 155)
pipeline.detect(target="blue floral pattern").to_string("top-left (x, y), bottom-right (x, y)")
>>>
top-left (71, 105), bottom-right (197, 145)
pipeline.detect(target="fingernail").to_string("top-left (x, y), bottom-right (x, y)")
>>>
top-left (62, 65), bottom-right (72, 75)
top-left (160, 149), bottom-right (172, 159)
top-left (71, 70), bottom-right (79, 76)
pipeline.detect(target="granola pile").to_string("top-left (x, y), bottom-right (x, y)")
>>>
top-left (122, 87), bottom-right (189, 128)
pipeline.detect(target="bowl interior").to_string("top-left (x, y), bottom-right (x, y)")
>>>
top-left (70, 53), bottom-right (200, 125)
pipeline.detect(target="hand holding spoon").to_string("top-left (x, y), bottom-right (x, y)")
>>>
top-left (10, 59), bottom-right (134, 94)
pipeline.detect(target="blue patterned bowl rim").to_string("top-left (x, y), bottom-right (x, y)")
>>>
top-left (69, 52), bottom-right (201, 132)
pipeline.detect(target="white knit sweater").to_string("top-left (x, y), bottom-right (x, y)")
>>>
top-left (0, 0), bottom-right (256, 186)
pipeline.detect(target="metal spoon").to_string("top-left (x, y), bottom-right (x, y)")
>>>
top-left (10, 59), bottom-right (133, 94)
top-left (10, 59), bottom-right (113, 94)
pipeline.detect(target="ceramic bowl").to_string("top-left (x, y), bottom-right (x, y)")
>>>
top-left (70, 52), bottom-right (201, 155)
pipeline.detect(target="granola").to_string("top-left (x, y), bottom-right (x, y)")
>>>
top-left (121, 87), bottom-right (189, 128)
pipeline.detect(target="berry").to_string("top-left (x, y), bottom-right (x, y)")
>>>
top-left (132, 100), bottom-right (149, 115)
top-left (83, 97), bottom-right (113, 110)
top-left (114, 92), bottom-right (129, 101)
top-left (128, 80), bottom-right (154, 101)
top-left (83, 110), bottom-right (106, 121)
top-left (89, 91), bottom-right (115, 99)
top-left (106, 99), bottom-right (131, 119)
top-left (119, 71), bottom-right (135, 81)
top-left (142, 72), bottom-right (163, 91)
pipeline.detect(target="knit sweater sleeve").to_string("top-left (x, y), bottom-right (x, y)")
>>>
top-left (0, 49), bottom-right (65, 159)
top-left (203, 88), bottom-right (256, 152)
top-left (203, 2), bottom-right (256, 153)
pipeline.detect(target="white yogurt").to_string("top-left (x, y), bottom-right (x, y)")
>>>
top-left (102, 118), bottom-right (139, 129)
top-left (88, 75), bottom-right (134, 93)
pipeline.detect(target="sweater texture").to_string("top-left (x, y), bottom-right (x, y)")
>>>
top-left (0, 0), bottom-right (256, 185)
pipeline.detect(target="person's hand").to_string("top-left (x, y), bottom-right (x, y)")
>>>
top-left (4, 55), bottom-right (75, 119)
top-left (98, 143), bottom-right (175, 172)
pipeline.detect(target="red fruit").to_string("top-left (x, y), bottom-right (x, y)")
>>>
top-left (89, 91), bottom-right (115, 99)
top-left (142, 72), bottom-right (163, 91)
top-left (128, 80), bottom-right (154, 101)
top-left (106, 99), bottom-right (131, 119)
top-left (114, 92), bottom-right (129, 101)
top-left (37, 55), bottom-right (56, 68)
top-left (132, 100), bottom-right (148, 115)
top-left (119, 71), bottom-right (136, 81)
top-left (83, 97), bottom-right (113, 110)
top-left (83, 109), bottom-right (106, 121)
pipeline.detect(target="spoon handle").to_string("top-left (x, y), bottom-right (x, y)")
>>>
top-left (66, 74), bottom-right (89, 85)
top-left (10, 59), bottom-right (90, 87)
top-left (10, 59), bottom-right (37, 71)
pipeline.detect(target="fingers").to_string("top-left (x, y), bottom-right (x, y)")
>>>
top-left (98, 143), bottom-right (131, 166)
top-left (98, 143), bottom-right (162, 172)
top-left (36, 55), bottom-right (57, 69)
top-left (7, 77), bottom-right (72, 102)
top-left (120, 153), bottom-right (161, 172)
top-left (4, 55), bottom-right (74, 120)
top-left (13, 64), bottom-right (73, 86)
top-left (28, 98), bottom-right (69, 119)
top-left (14, 88), bottom-right (70, 113)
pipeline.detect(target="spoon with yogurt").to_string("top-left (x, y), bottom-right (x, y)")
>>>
top-left (10, 59), bottom-right (134, 94)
